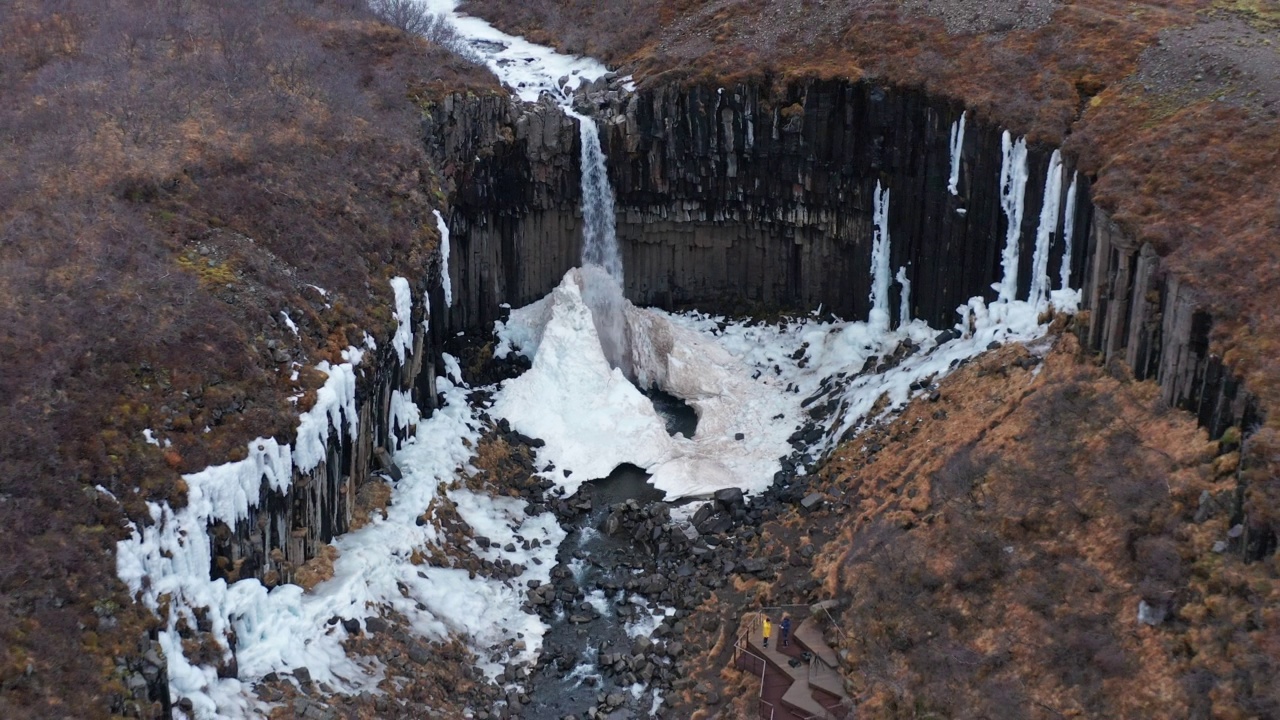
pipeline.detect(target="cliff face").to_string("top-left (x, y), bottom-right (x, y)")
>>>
top-left (209, 285), bottom-right (442, 587)
top-left (427, 79), bottom-right (1256, 438)
top-left (431, 81), bottom-right (1089, 328)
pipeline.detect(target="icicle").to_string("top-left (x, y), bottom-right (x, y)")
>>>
top-left (896, 266), bottom-right (912, 328)
top-left (1060, 171), bottom-right (1079, 291)
top-left (432, 210), bottom-right (453, 308)
top-left (869, 182), bottom-right (892, 332)
top-left (997, 131), bottom-right (1029, 302)
top-left (947, 111), bottom-right (966, 196)
top-left (1028, 150), bottom-right (1064, 308)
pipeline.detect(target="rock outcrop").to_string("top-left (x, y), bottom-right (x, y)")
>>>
top-left (212, 271), bottom-right (443, 587)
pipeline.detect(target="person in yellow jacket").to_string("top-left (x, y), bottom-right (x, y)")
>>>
top-left (762, 616), bottom-right (772, 648)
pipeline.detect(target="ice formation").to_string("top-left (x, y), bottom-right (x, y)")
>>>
top-left (948, 111), bottom-right (966, 196)
top-left (1060, 171), bottom-right (1079, 292)
top-left (390, 276), bottom-right (413, 364)
top-left (997, 131), bottom-right (1030, 302)
top-left (896, 266), bottom-right (912, 328)
top-left (869, 181), bottom-right (893, 332)
top-left (432, 210), bottom-right (453, 308)
top-left (1028, 150), bottom-right (1064, 308)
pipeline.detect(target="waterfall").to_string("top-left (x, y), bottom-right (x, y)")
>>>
top-left (1028, 150), bottom-right (1064, 308)
top-left (869, 181), bottom-right (893, 332)
top-left (1060, 171), bottom-right (1079, 292)
top-left (948, 112), bottom-right (966, 196)
top-left (570, 110), bottom-right (623, 280)
top-left (997, 132), bottom-right (1029, 302)
top-left (564, 108), bottom-right (629, 372)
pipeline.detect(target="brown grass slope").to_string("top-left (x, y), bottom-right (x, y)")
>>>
top-left (666, 331), bottom-right (1279, 717)
top-left (0, 1), bottom-right (495, 716)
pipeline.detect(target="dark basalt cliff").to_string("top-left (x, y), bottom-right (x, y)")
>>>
top-left (208, 273), bottom-right (446, 588)
top-left (427, 79), bottom-right (1258, 437)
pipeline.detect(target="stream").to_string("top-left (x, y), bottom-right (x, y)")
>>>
top-left (521, 391), bottom-right (697, 718)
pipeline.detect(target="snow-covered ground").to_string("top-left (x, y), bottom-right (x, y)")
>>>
top-left (116, 284), bottom-right (564, 718)
top-left (418, 0), bottom-right (627, 102)
top-left (488, 142), bottom-right (1080, 500)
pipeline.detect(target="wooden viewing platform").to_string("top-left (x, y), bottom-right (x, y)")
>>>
top-left (734, 610), bottom-right (853, 720)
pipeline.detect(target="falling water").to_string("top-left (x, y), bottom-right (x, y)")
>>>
top-left (570, 110), bottom-right (623, 281)
top-left (565, 108), bottom-right (629, 373)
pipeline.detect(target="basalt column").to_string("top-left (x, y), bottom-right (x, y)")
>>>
top-left (601, 81), bottom-right (1092, 326)
top-left (429, 80), bottom-right (1092, 331)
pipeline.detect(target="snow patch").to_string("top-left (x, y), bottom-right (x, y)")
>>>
top-left (279, 311), bottom-right (299, 336)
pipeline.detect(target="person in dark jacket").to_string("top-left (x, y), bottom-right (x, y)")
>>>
top-left (781, 615), bottom-right (792, 647)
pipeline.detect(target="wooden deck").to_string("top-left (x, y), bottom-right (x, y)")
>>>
top-left (734, 612), bottom-right (853, 720)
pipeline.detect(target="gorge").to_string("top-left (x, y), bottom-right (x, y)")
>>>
top-left (1, 1), bottom-right (1276, 718)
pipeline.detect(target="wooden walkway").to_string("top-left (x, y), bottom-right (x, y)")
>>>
top-left (734, 611), bottom-right (853, 720)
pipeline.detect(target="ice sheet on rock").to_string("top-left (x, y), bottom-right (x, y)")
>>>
top-left (869, 182), bottom-right (893, 332)
top-left (389, 389), bottom-right (420, 452)
top-left (1028, 150), bottom-right (1063, 309)
top-left (998, 131), bottom-right (1030, 302)
top-left (419, 0), bottom-right (622, 103)
top-left (896, 266), bottom-right (912, 327)
top-left (432, 210), bottom-right (453, 308)
top-left (948, 111), bottom-right (966, 196)
top-left (293, 356), bottom-right (360, 473)
top-left (1059, 171), bottom-right (1080, 294)
top-left (390, 277), bottom-right (413, 365)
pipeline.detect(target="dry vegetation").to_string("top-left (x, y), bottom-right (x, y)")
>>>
top-left (667, 331), bottom-right (1278, 717)
top-left (0, 0), bottom-right (495, 715)
top-left (809, 334), bottom-right (1279, 717)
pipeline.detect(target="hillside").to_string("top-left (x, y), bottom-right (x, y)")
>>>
top-left (0, 1), bottom-right (495, 715)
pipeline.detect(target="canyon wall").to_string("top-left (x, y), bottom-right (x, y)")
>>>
top-left (209, 273), bottom-right (443, 588)
top-left (428, 81), bottom-right (1092, 329)
top-left (428, 78), bottom-right (1257, 436)
top-left (209, 77), bottom-right (1260, 596)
